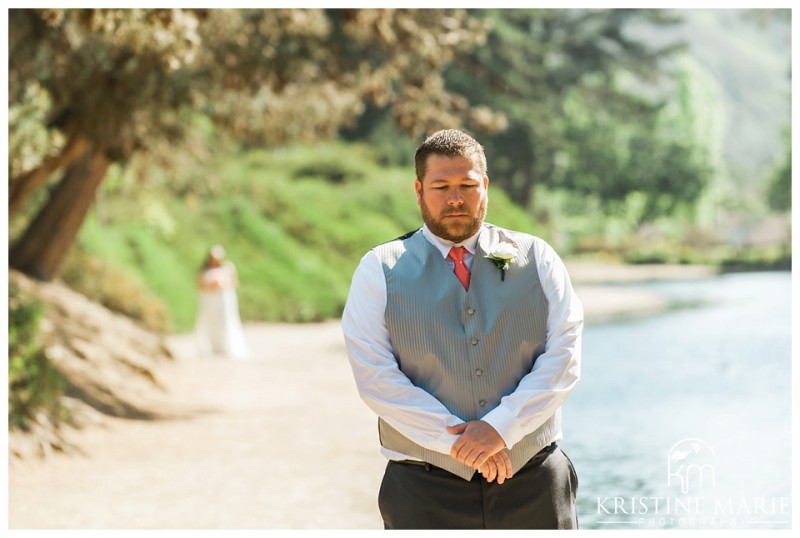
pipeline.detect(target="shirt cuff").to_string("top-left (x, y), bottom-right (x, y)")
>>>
top-left (481, 405), bottom-right (524, 450)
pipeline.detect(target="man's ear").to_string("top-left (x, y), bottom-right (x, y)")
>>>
top-left (414, 179), bottom-right (423, 205)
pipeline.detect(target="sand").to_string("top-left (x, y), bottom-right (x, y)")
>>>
top-left (6, 262), bottom-right (717, 530)
top-left (8, 321), bottom-right (386, 530)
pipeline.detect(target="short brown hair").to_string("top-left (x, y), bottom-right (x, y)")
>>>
top-left (414, 129), bottom-right (487, 180)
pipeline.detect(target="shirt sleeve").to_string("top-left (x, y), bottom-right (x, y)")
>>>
top-left (341, 250), bottom-right (462, 455)
top-left (480, 238), bottom-right (583, 449)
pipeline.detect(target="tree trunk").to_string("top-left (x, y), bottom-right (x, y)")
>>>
top-left (525, 158), bottom-right (536, 211)
top-left (8, 134), bottom-right (90, 215)
top-left (509, 154), bottom-right (536, 210)
top-left (9, 148), bottom-right (110, 281)
top-left (515, 174), bottom-right (534, 210)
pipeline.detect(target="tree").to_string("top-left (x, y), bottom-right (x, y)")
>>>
top-left (557, 70), bottom-right (713, 224)
top-left (443, 9), bottom-right (687, 209)
top-left (9, 8), bottom-right (490, 280)
top-left (767, 139), bottom-right (791, 212)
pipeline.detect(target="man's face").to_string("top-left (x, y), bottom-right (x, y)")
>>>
top-left (415, 154), bottom-right (489, 243)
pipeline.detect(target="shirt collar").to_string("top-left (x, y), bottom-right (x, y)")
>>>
top-left (421, 224), bottom-right (482, 259)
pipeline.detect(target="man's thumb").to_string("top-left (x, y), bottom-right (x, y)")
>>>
top-left (446, 423), bottom-right (468, 435)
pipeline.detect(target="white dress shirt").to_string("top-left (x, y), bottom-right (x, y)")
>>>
top-left (342, 224), bottom-right (583, 461)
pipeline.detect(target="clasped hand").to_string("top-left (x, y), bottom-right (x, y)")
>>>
top-left (447, 421), bottom-right (513, 484)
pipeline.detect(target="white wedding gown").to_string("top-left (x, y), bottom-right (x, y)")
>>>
top-left (194, 267), bottom-right (250, 360)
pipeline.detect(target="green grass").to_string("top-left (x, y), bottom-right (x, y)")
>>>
top-left (71, 140), bottom-right (542, 332)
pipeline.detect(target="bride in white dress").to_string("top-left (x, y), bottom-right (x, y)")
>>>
top-left (194, 245), bottom-right (250, 359)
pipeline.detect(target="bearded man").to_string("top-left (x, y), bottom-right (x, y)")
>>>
top-left (342, 128), bottom-right (583, 529)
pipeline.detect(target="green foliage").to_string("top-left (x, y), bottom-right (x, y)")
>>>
top-left (8, 283), bottom-right (68, 431)
top-left (559, 88), bottom-right (712, 223)
top-left (767, 141), bottom-right (791, 212)
top-left (59, 244), bottom-right (172, 333)
top-left (720, 244), bottom-right (792, 271)
top-left (76, 141), bottom-right (541, 332)
top-left (341, 108), bottom-right (418, 168)
top-left (289, 142), bottom-right (376, 183)
top-left (443, 9), bottom-right (686, 207)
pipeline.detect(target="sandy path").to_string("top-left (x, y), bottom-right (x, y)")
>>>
top-left (7, 262), bottom-right (715, 530)
top-left (8, 321), bottom-right (387, 530)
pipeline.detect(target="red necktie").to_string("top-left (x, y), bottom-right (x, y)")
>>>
top-left (448, 246), bottom-right (471, 291)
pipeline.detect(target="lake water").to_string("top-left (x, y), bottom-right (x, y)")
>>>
top-left (562, 271), bottom-right (792, 530)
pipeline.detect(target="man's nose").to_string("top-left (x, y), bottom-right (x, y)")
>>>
top-left (446, 188), bottom-right (464, 205)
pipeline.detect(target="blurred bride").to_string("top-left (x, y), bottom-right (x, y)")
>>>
top-left (194, 245), bottom-right (249, 359)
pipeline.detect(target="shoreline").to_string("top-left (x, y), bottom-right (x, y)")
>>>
top-left (564, 260), bottom-right (718, 285)
top-left (564, 261), bottom-right (718, 323)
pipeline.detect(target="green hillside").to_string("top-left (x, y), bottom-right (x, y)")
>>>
top-left (67, 141), bottom-right (541, 333)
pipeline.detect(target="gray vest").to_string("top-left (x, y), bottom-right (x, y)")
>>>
top-left (374, 224), bottom-right (560, 480)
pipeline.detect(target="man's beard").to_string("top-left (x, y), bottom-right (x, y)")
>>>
top-left (420, 195), bottom-right (487, 243)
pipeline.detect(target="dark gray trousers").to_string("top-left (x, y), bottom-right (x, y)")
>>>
top-left (378, 444), bottom-right (578, 530)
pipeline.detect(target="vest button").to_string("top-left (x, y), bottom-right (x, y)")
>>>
top-left (470, 338), bottom-right (479, 345)
top-left (475, 369), bottom-right (483, 376)
top-left (478, 400), bottom-right (487, 407)
top-left (467, 308), bottom-right (476, 315)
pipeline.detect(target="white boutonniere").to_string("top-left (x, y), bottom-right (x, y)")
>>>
top-left (485, 242), bottom-right (518, 281)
